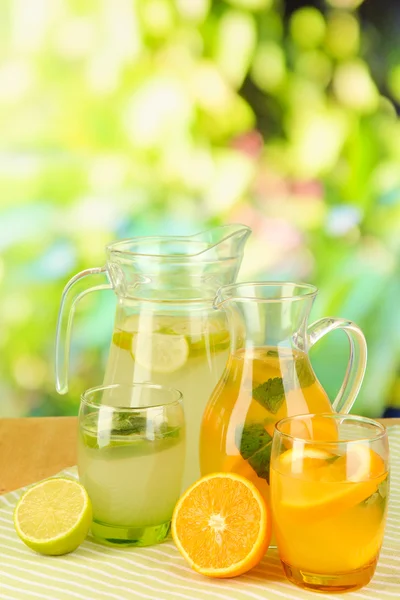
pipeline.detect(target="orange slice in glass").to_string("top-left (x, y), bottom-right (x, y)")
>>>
top-left (171, 473), bottom-right (271, 578)
top-left (277, 444), bottom-right (387, 521)
top-left (279, 446), bottom-right (335, 473)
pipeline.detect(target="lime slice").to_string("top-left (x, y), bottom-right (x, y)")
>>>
top-left (132, 332), bottom-right (189, 373)
top-left (14, 478), bottom-right (92, 555)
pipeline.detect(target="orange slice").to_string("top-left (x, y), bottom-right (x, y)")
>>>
top-left (332, 444), bottom-right (385, 482)
top-left (279, 447), bottom-right (335, 468)
top-left (171, 473), bottom-right (271, 578)
top-left (276, 444), bottom-right (387, 521)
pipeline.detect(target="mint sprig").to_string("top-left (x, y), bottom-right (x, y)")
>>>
top-left (252, 378), bottom-right (285, 414)
top-left (362, 477), bottom-right (388, 509)
top-left (290, 356), bottom-right (316, 388)
top-left (252, 355), bottom-right (316, 415)
top-left (236, 423), bottom-right (273, 483)
top-left (243, 353), bottom-right (318, 481)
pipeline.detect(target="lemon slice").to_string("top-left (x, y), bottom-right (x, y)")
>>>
top-left (132, 332), bottom-right (189, 373)
top-left (14, 478), bottom-right (92, 555)
top-left (123, 314), bottom-right (174, 334)
top-left (166, 316), bottom-right (206, 337)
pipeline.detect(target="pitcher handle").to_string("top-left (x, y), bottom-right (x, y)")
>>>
top-left (307, 318), bottom-right (367, 414)
top-left (55, 267), bottom-right (112, 395)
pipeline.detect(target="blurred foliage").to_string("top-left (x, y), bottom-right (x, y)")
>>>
top-left (1, 0), bottom-right (400, 417)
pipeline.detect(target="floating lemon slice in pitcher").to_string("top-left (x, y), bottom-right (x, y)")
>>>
top-left (131, 332), bottom-right (189, 373)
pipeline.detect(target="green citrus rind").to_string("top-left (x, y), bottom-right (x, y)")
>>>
top-left (14, 478), bottom-right (92, 555)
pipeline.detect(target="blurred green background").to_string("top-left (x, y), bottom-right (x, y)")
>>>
top-left (1, 0), bottom-right (400, 418)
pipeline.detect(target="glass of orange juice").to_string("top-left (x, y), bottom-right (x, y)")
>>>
top-left (270, 414), bottom-right (389, 593)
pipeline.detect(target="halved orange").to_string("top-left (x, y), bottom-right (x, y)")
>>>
top-left (171, 472), bottom-right (271, 578)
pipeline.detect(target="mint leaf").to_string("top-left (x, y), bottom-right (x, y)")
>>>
top-left (158, 422), bottom-right (181, 438)
top-left (378, 478), bottom-right (388, 500)
top-left (361, 476), bottom-right (388, 509)
top-left (112, 414), bottom-right (147, 435)
top-left (252, 378), bottom-right (285, 414)
top-left (293, 356), bottom-right (316, 388)
top-left (253, 357), bottom-right (316, 415)
top-left (236, 423), bottom-right (273, 483)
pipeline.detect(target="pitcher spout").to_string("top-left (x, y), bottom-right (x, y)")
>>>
top-left (191, 224), bottom-right (251, 259)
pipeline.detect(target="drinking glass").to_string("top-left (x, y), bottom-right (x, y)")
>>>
top-left (77, 383), bottom-right (185, 546)
top-left (271, 414), bottom-right (389, 593)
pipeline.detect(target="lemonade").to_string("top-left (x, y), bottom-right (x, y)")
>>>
top-left (200, 347), bottom-right (333, 503)
top-left (103, 306), bottom-right (230, 490)
top-left (271, 443), bottom-right (389, 592)
top-left (78, 406), bottom-right (185, 546)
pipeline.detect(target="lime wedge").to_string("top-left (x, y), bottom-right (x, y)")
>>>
top-left (14, 478), bottom-right (92, 555)
top-left (132, 332), bottom-right (189, 373)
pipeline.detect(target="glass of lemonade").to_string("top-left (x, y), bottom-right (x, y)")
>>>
top-left (271, 414), bottom-right (389, 593)
top-left (78, 383), bottom-right (185, 547)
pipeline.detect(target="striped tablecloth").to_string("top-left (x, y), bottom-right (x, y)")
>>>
top-left (1, 428), bottom-right (400, 600)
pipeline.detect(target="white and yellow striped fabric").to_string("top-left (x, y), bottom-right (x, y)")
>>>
top-left (1, 428), bottom-right (400, 600)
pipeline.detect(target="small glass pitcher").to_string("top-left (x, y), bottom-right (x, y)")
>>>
top-left (55, 225), bottom-right (251, 490)
top-left (200, 282), bottom-right (367, 501)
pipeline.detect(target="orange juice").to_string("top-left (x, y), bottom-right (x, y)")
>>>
top-left (271, 444), bottom-right (388, 592)
top-left (200, 347), bottom-right (333, 504)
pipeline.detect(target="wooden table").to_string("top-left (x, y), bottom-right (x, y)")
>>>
top-left (0, 417), bottom-right (399, 495)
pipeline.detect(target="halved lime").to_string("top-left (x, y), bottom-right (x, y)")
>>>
top-left (132, 332), bottom-right (189, 373)
top-left (14, 478), bottom-right (92, 555)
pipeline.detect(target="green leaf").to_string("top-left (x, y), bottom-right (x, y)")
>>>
top-left (265, 349), bottom-right (279, 357)
top-left (112, 414), bottom-right (147, 435)
top-left (291, 356), bottom-right (316, 388)
top-left (361, 476), bottom-right (388, 509)
top-left (158, 422), bottom-right (181, 439)
top-left (252, 356), bottom-right (316, 415)
top-left (252, 377), bottom-right (285, 414)
top-left (236, 423), bottom-right (273, 482)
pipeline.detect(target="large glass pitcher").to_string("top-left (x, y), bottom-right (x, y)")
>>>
top-left (55, 225), bottom-right (251, 489)
top-left (200, 282), bottom-right (367, 501)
